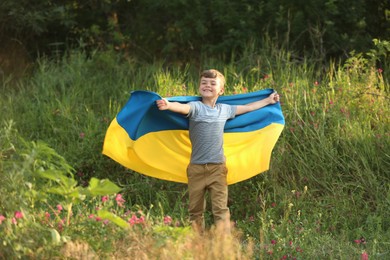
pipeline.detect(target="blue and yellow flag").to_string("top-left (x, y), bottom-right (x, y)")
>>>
top-left (102, 89), bottom-right (284, 185)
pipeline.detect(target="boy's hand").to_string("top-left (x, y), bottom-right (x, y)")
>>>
top-left (268, 92), bottom-right (280, 104)
top-left (156, 99), bottom-right (170, 110)
top-left (156, 99), bottom-right (190, 114)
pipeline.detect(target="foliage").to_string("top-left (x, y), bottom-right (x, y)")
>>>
top-left (0, 44), bottom-right (389, 258)
top-left (0, 0), bottom-right (388, 63)
top-left (0, 122), bottom-right (125, 258)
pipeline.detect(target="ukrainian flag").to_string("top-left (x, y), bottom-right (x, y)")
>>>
top-left (102, 89), bottom-right (284, 185)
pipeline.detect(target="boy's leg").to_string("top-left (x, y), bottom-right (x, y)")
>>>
top-left (207, 163), bottom-right (230, 227)
top-left (187, 163), bottom-right (207, 231)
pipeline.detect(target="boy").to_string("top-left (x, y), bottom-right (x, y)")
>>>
top-left (156, 69), bottom-right (280, 232)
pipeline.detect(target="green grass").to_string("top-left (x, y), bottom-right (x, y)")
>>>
top-left (0, 46), bottom-right (389, 259)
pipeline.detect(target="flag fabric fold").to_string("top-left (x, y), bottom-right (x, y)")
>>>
top-left (103, 88), bottom-right (284, 185)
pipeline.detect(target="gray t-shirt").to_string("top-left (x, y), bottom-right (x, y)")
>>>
top-left (187, 101), bottom-right (237, 164)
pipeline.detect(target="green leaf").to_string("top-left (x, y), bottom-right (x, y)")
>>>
top-left (97, 210), bottom-right (129, 229)
top-left (50, 229), bottom-right (61, 244)
top-left (87, 178), bottom-right (121, 196)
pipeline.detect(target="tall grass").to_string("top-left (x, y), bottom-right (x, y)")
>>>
top-left (0, 44), bottom-right (389, 259)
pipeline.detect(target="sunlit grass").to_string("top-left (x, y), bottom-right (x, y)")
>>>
top-left (0, 45), bottom-right (388, 258)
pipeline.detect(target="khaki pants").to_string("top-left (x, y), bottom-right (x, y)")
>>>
top-left (186, 163), bottom-right (230, 230)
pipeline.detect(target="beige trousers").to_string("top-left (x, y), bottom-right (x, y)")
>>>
top-left (186, 163), bottom-right (230, 230)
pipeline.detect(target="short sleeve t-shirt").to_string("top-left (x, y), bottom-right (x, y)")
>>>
top-left (187, 101), bottom-right (237, 164)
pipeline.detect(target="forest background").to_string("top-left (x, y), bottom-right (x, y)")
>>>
top-left (0, 0), bottom-right (389, 259)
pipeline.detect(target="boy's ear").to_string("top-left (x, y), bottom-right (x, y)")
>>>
top-left (219, 88), bottom-right (225, 95)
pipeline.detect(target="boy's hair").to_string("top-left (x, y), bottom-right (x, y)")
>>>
top-left (200, 69), bottom-right (226, 89)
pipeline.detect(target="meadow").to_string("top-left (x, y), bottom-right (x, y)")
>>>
top-left (0, 43), bottom-right (389, 259)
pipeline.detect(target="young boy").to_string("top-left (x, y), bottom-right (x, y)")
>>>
top-left (156, 69), bottom-right (280, 232)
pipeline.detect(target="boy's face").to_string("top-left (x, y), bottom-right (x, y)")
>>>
top-left (198, 77), bottom-right (224, 98)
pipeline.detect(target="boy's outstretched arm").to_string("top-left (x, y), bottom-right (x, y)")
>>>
top-left (156, 99), bottom-right (190, 115)
top-left (236, 92), bottom-right (280, 115)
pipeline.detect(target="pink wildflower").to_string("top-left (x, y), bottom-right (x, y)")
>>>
top-left (44, 212), bottom-right (51, 222)
top-left (0, 215), bottom-right (5, 224)
top-left (79, 132), bottom-right (85, 139)
top-left (95, 217), bottom-right (102, 222)
top-left (378, 68), bottom-right (383, 73)
top-left (115, 194), bottom-right (126, 207)
top-left (14, 211), bottom-right (23, 219)
top-left (12, 218), bottom-right (17, 225)
top-left (128, 214), bottom-right (138, 226)
top-left (58, 219), bottom-right (64, 231)
top-left (88, 214), bottom-right (95, 219)
top-left (355, 237), bottom-right (367, 244)
top-left (361, 251), bottom-right (369, 260)
top-left (271, 239), bottom-right (277, 245)
top-left (102, 195), bottom-right (109, 203)
top-left (329, 100), bottom-right (334, 105)
top-left (164, 215), bottom-right (172, 225)
top-left (103, 219), bottom-right (110, 225)
top-left (271, 202), bottom-right (277, 207)
top-left (56, 204), bottom-right (63, 212)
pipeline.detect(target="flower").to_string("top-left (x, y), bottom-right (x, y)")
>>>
top-left (128, 215), bottom-right (138, 226)
top-left (361, 251), bottom-right (369, 260)
top-left (271, 239), bottom-right (277, 245)
top-left (102, 195), bottom-right (109, 203)
top-left (355, 237), bottom-right (367, 244)
top-left (115, 194), bottom-right (126, 207)
top-left (128, 214), bottom-right (145, 226)
top-left (56, 204), bottom-right (63, 212)
top-left (14, 211), bottom-right (24, 219)
top-left (0, 215), bottom-right (6, 224)
top-left (164, 215), bottom-right (172, 225)
top-left (12, 218), bottom-right (17, 225)
top-left (79, 132), bottom-right (85, 139)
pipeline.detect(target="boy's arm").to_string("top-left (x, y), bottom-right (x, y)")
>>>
top-left (236, 92), bottom-right (280, 115)
top-left (156, 98), bottom-right (190, 115)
